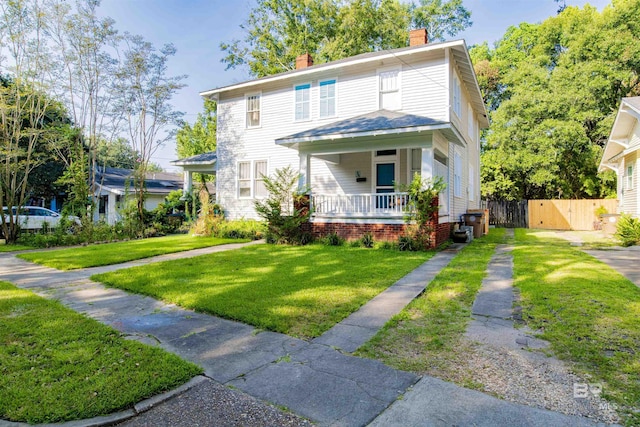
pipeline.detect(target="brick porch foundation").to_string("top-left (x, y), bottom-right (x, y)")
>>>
top-left (308, 221), bottom-right (452, 248)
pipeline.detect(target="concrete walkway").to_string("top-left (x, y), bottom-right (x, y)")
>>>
top-left (583, 246), bottom-right (640, 288)
top-left (0, 238), bottom-right (618, 426)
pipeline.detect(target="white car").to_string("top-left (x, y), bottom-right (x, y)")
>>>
top-left (2, 206), bottom-right (81, 231)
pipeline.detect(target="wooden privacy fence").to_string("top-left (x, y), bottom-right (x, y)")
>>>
top-left (528, 199), bottom-right (618, 230)
top-left (481, 200), bottom-right (528, 228)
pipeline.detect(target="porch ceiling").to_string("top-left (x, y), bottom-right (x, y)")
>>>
top-left (276, 109), bottom-right (450, 151)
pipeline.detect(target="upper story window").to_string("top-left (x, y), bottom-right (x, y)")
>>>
top-left (626, 164), bottom-right (634, 191)
top-left (453, 73), bottom-right (461, 118)
top-left (246, 93), bottom-right (261, 128)
top-left (379, 69), bottom-right (400, 110)
top-left (319, 79), bottom-right (336, 118)
top-left (294, 83), bottom-right (311, 121)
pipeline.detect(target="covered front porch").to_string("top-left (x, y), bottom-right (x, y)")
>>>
top-left (276, 110), bottom-right (455, 226)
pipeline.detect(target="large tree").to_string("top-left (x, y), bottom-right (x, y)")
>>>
top-left (114, 34), bottom-right (185, 223)
top-left (475, 1), bottom-right (640, 200)
top-left (0, 0), bottom-right (68, 243)
top-left (221, 0), bottom-right (471, 77)
top-left (44, 0), bottom-right (122, 218)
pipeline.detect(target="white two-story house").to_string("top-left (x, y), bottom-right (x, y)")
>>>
top-left (199, 29), bottom-right (488, 245)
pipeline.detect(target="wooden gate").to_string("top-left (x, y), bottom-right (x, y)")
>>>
top-left (528, 199), bottom-right (618, 230)
top-left (482, 200), bottom-right (528, 228)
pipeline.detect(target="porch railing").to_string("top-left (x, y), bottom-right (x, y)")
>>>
top-left (311, 192), bottom-right (411, 217)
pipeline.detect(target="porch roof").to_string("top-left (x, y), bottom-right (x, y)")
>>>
top-left (275, 110), bottom-right (447, 146)
top-left (171, 151), bottom-right (217, 166)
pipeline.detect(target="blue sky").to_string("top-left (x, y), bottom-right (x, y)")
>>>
top-left (98, 0), bottom-right (610, 169)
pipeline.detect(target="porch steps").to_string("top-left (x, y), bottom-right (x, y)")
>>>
top-left (313, 247), bottom-right (463, 353)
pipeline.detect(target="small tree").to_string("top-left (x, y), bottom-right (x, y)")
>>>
top-left (254, 166), bottom-right (311, 244)
top-left (398, 173), bottom-right (446, 250)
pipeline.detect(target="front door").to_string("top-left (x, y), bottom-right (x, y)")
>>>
top-left (375, 162), bottom-right (396, 208)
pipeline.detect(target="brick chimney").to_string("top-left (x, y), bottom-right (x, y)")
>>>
top-left (409, 28), bottom-right (428, 46)
top-left (296, 53), bottom-right (314, 70)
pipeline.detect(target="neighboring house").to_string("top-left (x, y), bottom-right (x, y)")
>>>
top-left (600, 97), bottom-right (640, 217)
top-left (94, 167), bottom-right (182, 224)
top-left (199, 29), bottom-right (489, 244)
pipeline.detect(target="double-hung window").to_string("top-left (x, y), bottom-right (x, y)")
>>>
top-left (410, 148), bottom-right (421, 179)
top-left (246, 93), bottom-right (261, 128)
top-left (379, 69), bottom-right (400, 110)
top-left (238, 160), bottom-right (268, 199)
top-left (238, 161), bottom-right (252, 198)
top-left (469, 165), bottom-right (475, 201)
top-left (453, 74), bottom-right (461, 118)
top-left (626, 164), bottom-right (634, 191)
top-left (454, 150), bottom-right (462, 198)
top-left (254, 160), bottom-right (268, 198)
top-left (319, 79), bottom-right (336, 118)
top-left (294, 83), bottom-right (311, 121)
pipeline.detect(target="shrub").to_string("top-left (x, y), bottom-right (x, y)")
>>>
top-left (615, 214), bottom-right (640, 247)
top-left (254, 166), bottom-right (311, 245)
top-left (397, 173), bottom-right (446, 251)
top-left (360, 232), bottom-right (375, 248)
top-left (321, 232), bottom-right (344, 246)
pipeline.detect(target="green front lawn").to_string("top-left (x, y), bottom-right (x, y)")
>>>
top-left (357, 229), bottom-right (505, 376)
top-left (18, 235), bottom-right (248, 270)
top-left (93, 244), bottom-right (433, 339)
top-left (0, 281), bottom-right (202, 424)
top-left (0, 241), bottom-right (33, 252)
top-left (514, 229), bottom-right (640, 423)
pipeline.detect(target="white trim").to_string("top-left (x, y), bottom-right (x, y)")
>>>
top-left (293, 82), bottom-right (312, 122)
top-left (318, 77), bottom-right (338, 119)
top-left (245, 92), bottom-right (262, 128)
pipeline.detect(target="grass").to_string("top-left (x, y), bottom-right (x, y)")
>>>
top-left (0, 240), bottom-right (33, 252)
top-left (356, 229), bottom-right (506, 377)
top-left (513, 229), bottom-right (640, 424)
top-left (93, 244), bottom-right (433, 339)
top-left (0, 281), bottom-right (202, 424)
top-left (17, 234), bottom-right (248, 270)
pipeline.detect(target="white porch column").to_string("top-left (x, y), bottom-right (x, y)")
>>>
top-left (183, 171), bottom-right (193, 195)
top-left (299, 153), bottom-right (311, 190)
top-left (421, 147), bottom-right (434, 180)
top-left (107, 193), bottom-right (117, 225)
